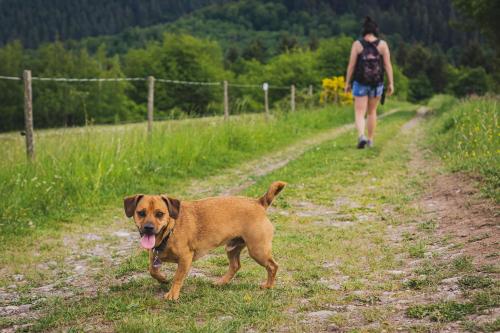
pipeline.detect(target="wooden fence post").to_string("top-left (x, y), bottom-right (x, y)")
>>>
top-left (290, 84), bottom-right (296, 112)
top-left (263, 83), bottom-right (269, 119)
top-left (223, 80), bottom-right (229, 120)
top-left (23, 70), bottom-right (35, 161)
top-left (147, 76), bottom-right (155, 134)
top-left (308, 85), bottom-right (314, 108)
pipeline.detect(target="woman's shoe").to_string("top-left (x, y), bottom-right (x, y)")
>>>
top-left (357, 136), bottom-right (368, 149)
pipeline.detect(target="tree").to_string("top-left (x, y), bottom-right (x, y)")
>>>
top-left (453, 0), bottom-right (500, 48)
top-left (124, 33), bottom-right (228, 116)
top-left (242, 39), bottom-right (267, 63)
top-left (451, 67), bottom-right (489, 96)
top-left (0, 41), bottom-right (24, 131)
top-left (426, 50), bottom-right (449, 93)
top-left (408, 73), bottom-right (433, 102)
top-left (316, 36), bottom-right (353, 78)
top-left (278, 34), bottom-right (298, 53)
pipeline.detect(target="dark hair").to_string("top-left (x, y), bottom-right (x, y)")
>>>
top-left (362, 16), bottom-right (379, 37)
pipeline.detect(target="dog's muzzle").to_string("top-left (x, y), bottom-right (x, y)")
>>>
top-left (142, 222), bottom-right (155, 236)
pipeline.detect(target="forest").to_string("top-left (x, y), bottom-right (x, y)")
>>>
top-left (0, 0), bottom-right (498, 132)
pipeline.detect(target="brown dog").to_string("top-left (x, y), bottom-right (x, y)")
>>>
top-left (123, 181), bottom-right (286, 301)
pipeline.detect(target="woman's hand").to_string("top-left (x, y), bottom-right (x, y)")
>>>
top-left (344, 83), bottom-right (351, 94)
top-left (386, 83), bottom-right (394, 96)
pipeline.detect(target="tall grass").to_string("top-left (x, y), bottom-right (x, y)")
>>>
top-left (428, 95), bottom-right (499, 200)
top-left (0, 106), bottom-right (358, 235)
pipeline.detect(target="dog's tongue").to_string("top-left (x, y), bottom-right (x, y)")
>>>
top-left (140, 235), bottom-right (156, 249)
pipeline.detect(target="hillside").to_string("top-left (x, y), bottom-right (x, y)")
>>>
top-left (1, 0), bottom-right (474, 56)
top-left (0, 0), bottom-right (497, 133)
top-left (0, 0), bottom-right (225, 48)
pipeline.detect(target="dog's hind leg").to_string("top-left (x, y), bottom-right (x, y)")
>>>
top-left (246, 224), bottom-right (278, 289)
top-left (249, 249), bottom-right (278, 289)
top-left (215, 238), bottom-right (246, 286)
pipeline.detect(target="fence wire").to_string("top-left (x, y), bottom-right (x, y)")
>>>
top-left (0, 74), bottom-right (299, 90)
top-left (32, 77), bottom-right (145, 82)
top-left (0, 75), bottom-right (22, 80)
top-left (156, 78), bottom-right (221, 86)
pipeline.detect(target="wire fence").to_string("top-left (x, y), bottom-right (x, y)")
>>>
top-left (0, 70), bottom-right (315, 161)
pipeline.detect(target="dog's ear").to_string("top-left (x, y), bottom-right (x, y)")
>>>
top-left (124, 194), bottom-right (144, 218)
top-left (161, 195), bottom-right (181, 219)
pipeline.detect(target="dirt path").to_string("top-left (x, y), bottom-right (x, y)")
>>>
top-left (1, 109), bottom-right (401, 331)
top-left (2, 107), bottom-right (498, 332)
top-left (181, 108), bottom-right (401, 198)
top-left (314, 109), bottom-right (499, 332)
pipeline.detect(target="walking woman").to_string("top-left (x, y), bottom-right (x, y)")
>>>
top-left (345, 17), bottom-right (394, 148)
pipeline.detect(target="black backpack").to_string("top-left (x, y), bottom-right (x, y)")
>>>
top-left (354, 39), bottom-right (384, 86)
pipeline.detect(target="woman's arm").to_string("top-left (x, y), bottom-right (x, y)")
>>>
top-left (345, 41), bottom-right (361, 93)
top-left (381, 42), bottom-right (394, 96)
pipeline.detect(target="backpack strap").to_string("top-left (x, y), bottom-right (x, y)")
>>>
top-left (358, 38), bottom-right (367, 48)
top-left (359, 38), bottom-right (380, 48)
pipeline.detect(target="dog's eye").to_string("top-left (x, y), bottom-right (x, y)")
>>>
top-left (155, 212), bottom-right (164, 219)
top-left (137, 210), bottom-right (146, 218)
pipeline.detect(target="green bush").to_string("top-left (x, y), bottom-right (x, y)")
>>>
top-left (451, 67), bottom-right (489, 97)
top-left (408, 73), bottom-right (433, 102)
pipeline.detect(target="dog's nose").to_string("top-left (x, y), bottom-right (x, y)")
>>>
top-left (143, 222), bottom-right (155, 235)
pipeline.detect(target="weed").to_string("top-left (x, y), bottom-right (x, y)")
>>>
top-left (404, 276), bottom-right (433, 290)
top-left (452, 255), bottom-right (474, 272)
top-left (462, 318), bottom-right (500, 333)
top-left (406, 301), bottom-right (476, 322)
top-left (408, 241), bottom-right (426, 258)
top-left (458, 275), bottom-right (494, 290)
top-left (406, 289), bottom-right (499, 323)
top-left (418, 220), bottom-right (437, 232)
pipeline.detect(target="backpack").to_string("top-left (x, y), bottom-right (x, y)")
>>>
top-left (354, 39), bottom-right (384, 86)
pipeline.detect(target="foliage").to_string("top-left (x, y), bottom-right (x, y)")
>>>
top-left (316, 37), bottom-right (352, 77)
top-left (408, 74), bottom-right (433, 102)
top-left (428, 95), bottom-right (500, 200)
top-left (0, 0), bottom-right (223, 48)
top-left (453, 0), bottom-right (500, 48)
top-left (391, 64), bottom-right (409, 100)
top-left (320, 76), bottom-right (352, 105)
top-left (235, 49), bottom-right (320, 110)
top-left (450, 67), bottom-right (489, 97)
top-left (0, 41), bottom-right (24, 132)
top-left (0, 1), bottom-right (497, 131)
top-left (0, 0), bottom-right (476, 57)
top-left (124, 33), bottom-right (228, 116)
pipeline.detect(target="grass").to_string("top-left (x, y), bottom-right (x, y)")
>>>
top-left (463, 318), bottom-right (500, 333)
top-left (4, 96), bottom-right (498, 332)
top-left (406, 289), bottom-right (499, 322)
top-left (20, 107), bottom-right (421, 332)
top-left (427, 95), bottom-right (500, 201)
top-left (458, 275), bottom-right (495, 290)
top-left (1, 104), bottom-right (365, 241)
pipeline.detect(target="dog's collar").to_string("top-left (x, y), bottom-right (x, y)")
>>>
top-left (153, 226), bottom-right (173, 254)
top-left (152, 223), bottom-right (174, 268)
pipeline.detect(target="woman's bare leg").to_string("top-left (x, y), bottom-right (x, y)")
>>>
top-left (354, 96), bottom-right (368, 137)
top-left (367, 96), bottom-right (380, 141)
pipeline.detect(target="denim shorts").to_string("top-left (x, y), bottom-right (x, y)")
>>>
top-left (352, 81), bottom-right (384, 97)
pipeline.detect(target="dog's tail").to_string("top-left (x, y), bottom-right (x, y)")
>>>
top-left (259, 181), bottom-right (287, 209)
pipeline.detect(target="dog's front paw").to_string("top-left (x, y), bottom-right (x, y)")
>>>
top-left (260, 281), bottom-right (274, 289)
top-left (164, 289), bottom-right (180, 301)
top-left (214, 277), bottom-right (230, 286)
